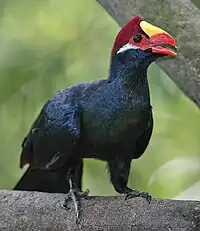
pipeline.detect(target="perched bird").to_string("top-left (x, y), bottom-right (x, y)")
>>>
top-left (14, 16), bottom-right (177, 219)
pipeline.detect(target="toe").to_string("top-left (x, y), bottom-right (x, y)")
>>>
top-left (147, 194), bottom-right (152, 204)
top-left (125, 194), bottom-right (130, 200)
top-left (76, 189), bottom-right (90, 198)
top-left (125, 190), bottom-right (140, 200)
top-left (83, 189), bottom-right (90, 198)
top-left (62, 203), bottom-right (71, 210)
top-left (124, 190), bottom-right (152, 203)
top-left (140, 192), bottom-right (152, 204)
top-left (85, 189), bottom-right (90, 195)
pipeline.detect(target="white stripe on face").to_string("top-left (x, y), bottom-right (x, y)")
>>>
top-left (117, 43), bottom-right (138, 54)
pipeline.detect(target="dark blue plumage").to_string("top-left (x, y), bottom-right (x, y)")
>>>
top-left (14, 15), bottom-right (177, 202)
top-left (14, 48), bottom-right (158, 198)
top-left (80, 49), bottom-right (156, 160)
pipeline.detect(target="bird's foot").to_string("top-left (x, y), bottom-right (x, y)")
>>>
top-left (63, 189), bottom-right (90, 223)
top-left (125, 190), bottom-right (152, 204)
top-left (63, 192), bottom-right (72, 210)
top-left (63, 189), bottom-right (90, 208)
top-left (75, 189), bottom-right (90, 199)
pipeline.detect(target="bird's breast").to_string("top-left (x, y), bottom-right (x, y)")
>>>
top-left (81, 99), bottom-right (151, 157)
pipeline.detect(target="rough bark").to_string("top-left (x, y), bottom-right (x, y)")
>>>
top-left (97, 0), bottom-right (200, 107)
top-left (0, 190), bottom-right (200, 231)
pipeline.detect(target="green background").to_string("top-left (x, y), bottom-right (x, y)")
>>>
top-left (0, 0), bottom-right (199, 200)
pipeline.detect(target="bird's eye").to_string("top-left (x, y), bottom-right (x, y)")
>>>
top-left (133, 34), bottom-right (142, 43)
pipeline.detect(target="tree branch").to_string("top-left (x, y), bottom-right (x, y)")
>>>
top-left (0, 190), bottom-right (200, 230)
top-left (97, 0), bottom-right (200, 107)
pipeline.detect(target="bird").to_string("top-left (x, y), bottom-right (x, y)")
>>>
top-left (14, 16), bottom-right (177, 221)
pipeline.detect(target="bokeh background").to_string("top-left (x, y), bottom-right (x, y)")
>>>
top-left (0, 0), bottom-right (199, 200)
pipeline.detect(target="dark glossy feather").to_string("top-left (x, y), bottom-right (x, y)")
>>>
top-left (15, 48), bottom-right (157, 194)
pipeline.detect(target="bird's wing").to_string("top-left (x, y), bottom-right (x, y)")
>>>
top-left (20, 89), bottom-right (81, 170)
top-left (134, 110), bottom-right (153, 159)
top-left (20, 79), bottom-right (108, 170)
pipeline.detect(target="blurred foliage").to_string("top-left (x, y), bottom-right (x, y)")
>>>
top-left (192, 0), bottom-right (200, 9)
top-left (0, 0), bottom-right (199, 200)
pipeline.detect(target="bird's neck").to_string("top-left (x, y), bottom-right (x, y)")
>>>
top-left (110, 56), bottom-right (150, 96)
top-left (122, 65), bottom-right (148, 88)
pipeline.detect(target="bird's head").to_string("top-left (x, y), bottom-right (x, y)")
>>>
top-left (111, 16), bottom-right (177, 69)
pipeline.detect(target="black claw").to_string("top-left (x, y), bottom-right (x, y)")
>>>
top-left (75, 189), bottom-right (90, 199)
top-left (125, 190), bottom-right (152, 204)
top-left (62, 200), bottom-right (71, 210)
top-left (62, 193), bottom-right (72, 210)
top-left (76, 214), bottom-right (81, 224)
top-left (125, 194), bottom-right (129, 200)
top-left (62, 202), bottom-right (71, 210)
top-left (125, 190), bottom-right (140, 200)
top-left (125, 193), bottom-right (132, 200)
top-left (140, 192), bottom-right (152, 204)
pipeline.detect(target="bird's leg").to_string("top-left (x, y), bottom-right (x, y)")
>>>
top-left (63, 177), bottom-right (89, 223)
top-left (108, 157), bottom-right (152, 203)
top-left (63, 178), bottom-right (76, 209)
top-left (73, 159), bottom-right (90, 199)
top-left (63, 178), bottom-right (80, 222)
top-left (63, 160), bottom-right (89, 206)
top-left (63, 165), bottom-right (89, 223)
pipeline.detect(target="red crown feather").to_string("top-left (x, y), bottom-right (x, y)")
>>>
top-left (111, 16), bottom-right (143, 56)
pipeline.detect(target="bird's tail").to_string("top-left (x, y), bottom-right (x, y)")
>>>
top-left (13, 167), bottom-right (70, 193)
